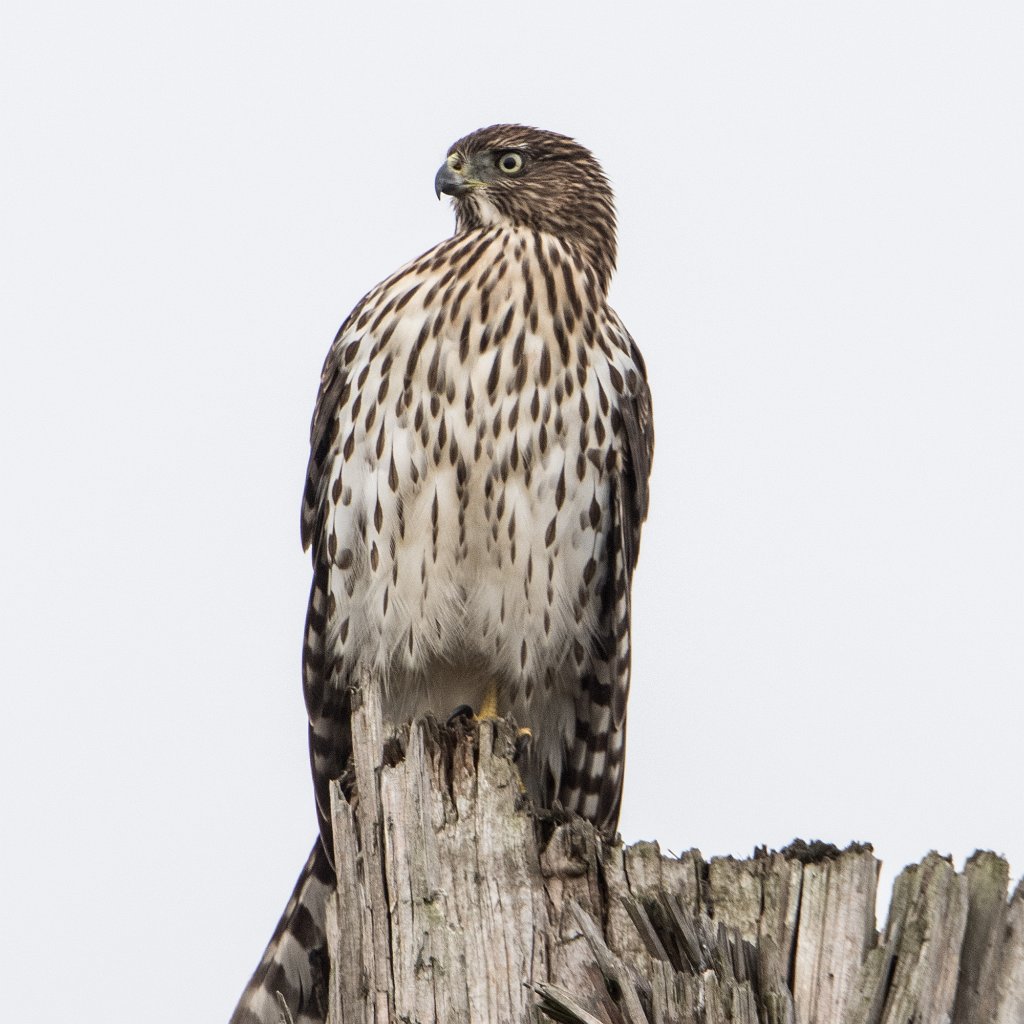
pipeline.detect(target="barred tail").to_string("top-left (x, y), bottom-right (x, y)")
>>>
top-left (229, 841), bottom-right (335, 1024)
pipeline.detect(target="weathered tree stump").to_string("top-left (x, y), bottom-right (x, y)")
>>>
top-left (322, 672), bottom-right (1024, 1023)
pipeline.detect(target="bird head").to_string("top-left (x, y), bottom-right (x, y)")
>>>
top-left (435, 124), bottom-right (617, 291)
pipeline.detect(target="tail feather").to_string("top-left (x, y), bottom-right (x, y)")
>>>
top-left (229, 841), bottom-right (335, 1024)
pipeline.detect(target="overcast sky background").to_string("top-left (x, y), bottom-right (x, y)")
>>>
top-left (1, 2), bottom-right (1022, 1021)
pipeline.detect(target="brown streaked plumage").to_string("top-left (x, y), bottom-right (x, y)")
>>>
top-left (231, 125), bottom-right (654, 1024)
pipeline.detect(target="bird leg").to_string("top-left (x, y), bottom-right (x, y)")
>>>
top-left (457, 684), bottom-right (533, 795)
top-left (478, 681), bottom-right (499, 720)
top-left (451, 684), bottom-right (532, 754)
top-left (446, 685), bottom-right (510, 725)
top-left (446, 704), bottom-right (474, 725)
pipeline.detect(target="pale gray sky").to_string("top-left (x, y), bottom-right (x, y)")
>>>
top-left (1, 2), bottom-right (1021, 1021)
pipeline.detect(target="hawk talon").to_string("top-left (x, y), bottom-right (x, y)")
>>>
top-left (446, 704), bottom-right (474, 726)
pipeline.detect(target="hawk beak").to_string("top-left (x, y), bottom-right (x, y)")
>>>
top-left (434, 163), bottom-right (471, 199)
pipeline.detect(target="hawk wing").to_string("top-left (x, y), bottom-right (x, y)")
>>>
top-left (301, 297), bottom-right (368, 552)
top-left (299, 302), bottom-right (366, 859)
top-left (559, 325), bottom-right (654, 832)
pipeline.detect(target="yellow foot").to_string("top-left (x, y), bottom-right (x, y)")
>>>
top-left (478, 681), bottom-right (500, 720)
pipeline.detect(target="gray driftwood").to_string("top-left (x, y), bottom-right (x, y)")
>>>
top-left (321, 671), bottom-right (1024, 1023)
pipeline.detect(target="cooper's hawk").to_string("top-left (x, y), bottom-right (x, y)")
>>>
top-left (231, 125), bottom-right (653, 1024)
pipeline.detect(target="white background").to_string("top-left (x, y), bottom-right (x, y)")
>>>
top-left (1, 3), bottom-right (1021, 1021)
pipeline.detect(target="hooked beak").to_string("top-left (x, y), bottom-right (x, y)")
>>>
top-left (434, 162), bottom-right (472, 199)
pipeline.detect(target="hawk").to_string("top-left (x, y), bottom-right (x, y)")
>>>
top-left (231, 125), bottom-right (654, 1024)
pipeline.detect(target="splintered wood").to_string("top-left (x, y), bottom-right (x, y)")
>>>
top-left (324, 672), bottom-right (1024, 1023)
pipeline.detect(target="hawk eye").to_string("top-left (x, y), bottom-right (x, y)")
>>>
top-left (497, 151), bottom-right (524, 175)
